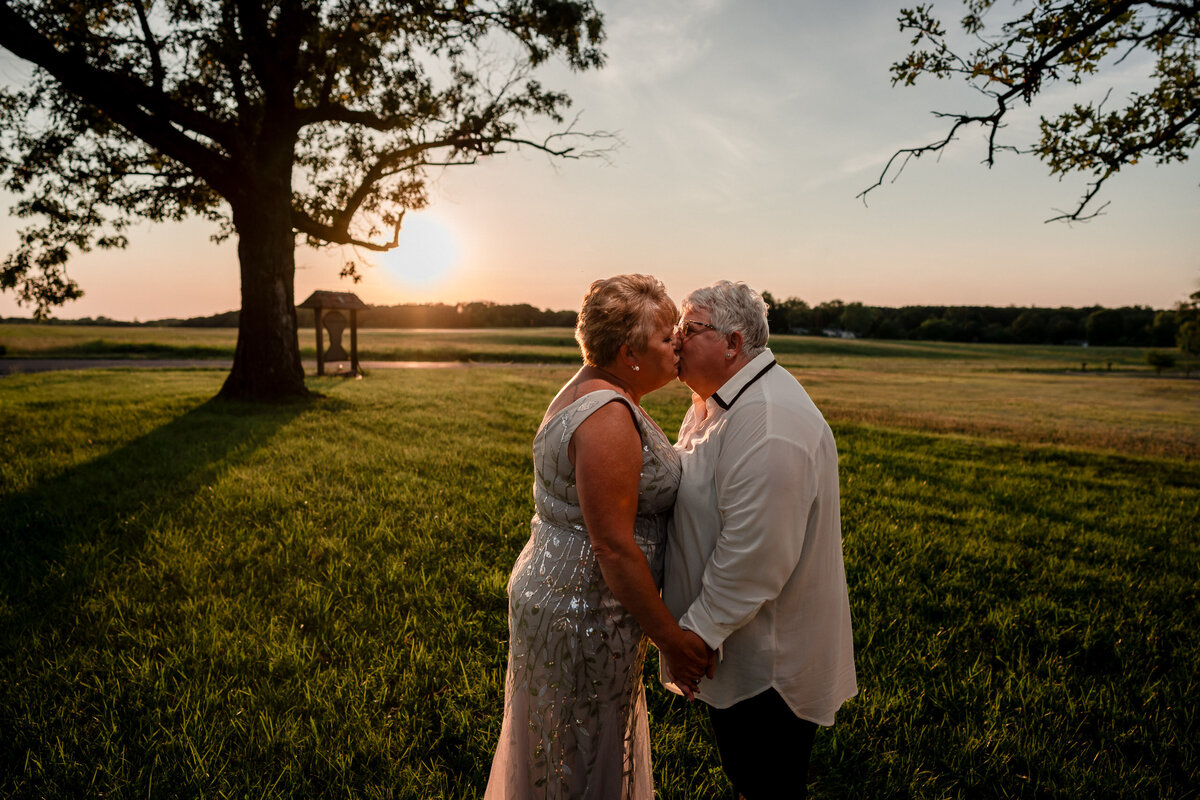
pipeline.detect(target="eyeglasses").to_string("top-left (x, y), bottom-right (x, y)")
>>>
top-left (675, 319), bottom-right (720, 339)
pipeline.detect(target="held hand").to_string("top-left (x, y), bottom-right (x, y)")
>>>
top-left (663, 629), bottom-right (713, 701)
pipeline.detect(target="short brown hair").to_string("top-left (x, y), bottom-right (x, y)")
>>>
top-left (575, 274), bottom-right (678, 367)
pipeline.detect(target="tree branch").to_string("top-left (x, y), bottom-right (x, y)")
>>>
top-left (295, 103), bottom-right (417, 131)
top-left (233, 0), bottom-right (273, 92)
top-left (862, 0), bottom-right (1146, 210)
top-left (0, 0), bottom-right (238, 192)
top-left (272, 0), bottom-right (309, 98)
top-left (291, 207), bottom-right (398, 251)
top-left (1142, 0), bottom-right (1200, 12)
top-left (1045, 104), bottom-right (1200, 222)
top-left (130, 0), bottom-right (165, 91)
top-left (310, 127), bottom-right (616, 250)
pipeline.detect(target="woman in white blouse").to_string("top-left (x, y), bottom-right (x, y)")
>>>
top-left (662, 280), bottom-right (857, 800)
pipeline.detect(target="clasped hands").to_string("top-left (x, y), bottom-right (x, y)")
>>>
top-left (662, 629), bottom-right (716, 702)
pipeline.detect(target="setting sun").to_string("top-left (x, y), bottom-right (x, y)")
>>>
top-left (376, 212), bottom-right (461, 290)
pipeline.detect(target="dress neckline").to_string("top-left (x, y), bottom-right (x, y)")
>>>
top-left (535, 388), bottom-right (633, 440)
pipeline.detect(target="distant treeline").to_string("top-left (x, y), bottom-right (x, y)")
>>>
top-left (1, 296), bottom-right (1188, 347)
top-left (307, 301), bottom-right (578, 329)
top-left (0, 302), bottom-right (573, 330)
top-left (762, 294), bottom-right (1181, 348)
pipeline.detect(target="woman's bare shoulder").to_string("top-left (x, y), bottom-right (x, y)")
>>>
top-left (542, 373), bottom-right (630, 423)
top-left (570, 394), bottom-right (642, 463)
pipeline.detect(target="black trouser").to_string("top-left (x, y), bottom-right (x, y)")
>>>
top-left (707, 688), bottom-right (818, 800)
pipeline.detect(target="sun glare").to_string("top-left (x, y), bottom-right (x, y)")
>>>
top-left (377, 212), bottom-right (461, 289)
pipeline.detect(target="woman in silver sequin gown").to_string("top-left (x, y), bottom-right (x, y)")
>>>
top-left (485, 275), bottom-right (713, 800)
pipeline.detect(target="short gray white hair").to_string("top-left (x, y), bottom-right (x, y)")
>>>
top-left (683, 280), bottom-right (769, 358)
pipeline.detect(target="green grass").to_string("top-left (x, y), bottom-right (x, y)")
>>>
top-left (0, 324), bottom-right (584, 363)
top-left (0, 325), bottom-right (240, 360)
top-left (0, 323), bottom-right (1189, 372)
top-left (1, 364), bottom-right (1197, 798)
top-left (803, 368), bottom-right (1200, 459)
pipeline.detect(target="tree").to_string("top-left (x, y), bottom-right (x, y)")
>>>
top-left (812, 299), bottom-right (846, 333)
top-left (1086, 307), bottom-right (1124, 345)
top-left (1011, 308), bottom-right (1048, 343)
top-left (914, 317), bottom-right (954, 340)
top-left (944, 306), bottom-right (984, 341)
top-left (861, 1), bottom-right (1200, 222)
top-left (1146, 349), bottom-right (1176, 374)
top-left (774, 296), bottom-right (813, 333)
top-left (1149, 309), bottom-right (1178, 346)
top-left (838, 302), bottom-right (877, 338)
top-left (761, 290), bottom-right (788, 334)
top-left (1177, 289), bottom-right (1200, 375)
top-left (0, 0), bottom-right (607, 400)
top-left (1048, 312), bottom-right (1081, 344)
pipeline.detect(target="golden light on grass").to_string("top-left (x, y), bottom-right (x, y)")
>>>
top-left (2, 346), bottom-right (1197, 797)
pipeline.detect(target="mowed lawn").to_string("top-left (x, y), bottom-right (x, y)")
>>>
top-left (0, 323), bottom-right (584, 363)
top-left (1, 343), bottom-right (1197, 798)
top-left (0, 322), bottom-right (1191, 370)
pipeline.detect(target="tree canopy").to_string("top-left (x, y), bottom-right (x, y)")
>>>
top-left (1177, 289), bottom-right (1200, 369)
top-left (760, 293), bottom-right (1181, 347)
top-left (861, 0), bottom-right (1200, 221)
top-left (0, 0), bottom-right (607, 399)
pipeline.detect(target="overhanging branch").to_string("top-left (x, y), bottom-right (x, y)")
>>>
top-left (860, 0), bottom-right (1160, 219)
top-left (130, 0), bottom-right (165, 91)
top-left (1045, 104), bottom-right (1200, 222)
top-left (323, 126), bottom-right (617, 241)
top-left (291, 207), bottom-right (397, 251)
top-left (0, 1), bottom-right (237, 194)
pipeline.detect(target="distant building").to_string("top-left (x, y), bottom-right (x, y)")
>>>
top-left (822, 328), bottom-right (857, 339)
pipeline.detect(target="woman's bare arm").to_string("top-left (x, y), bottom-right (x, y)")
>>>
top-left (574, 401), bottom-right (711, 694)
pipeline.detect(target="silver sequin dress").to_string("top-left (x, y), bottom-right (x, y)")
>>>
top-left (485, 390), bottom-right (681, 800)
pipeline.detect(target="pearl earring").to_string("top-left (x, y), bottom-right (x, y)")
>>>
top-left (632, 365), bottom-right (640, 372)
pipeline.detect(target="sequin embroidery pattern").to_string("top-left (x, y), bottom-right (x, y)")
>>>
top-left (484, 390), bottom-right (681, 799)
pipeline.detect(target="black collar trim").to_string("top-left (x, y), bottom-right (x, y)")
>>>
top-left (712, 359), bottom-right (777, 411)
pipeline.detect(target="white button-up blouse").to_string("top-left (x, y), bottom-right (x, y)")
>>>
top-left (662, 349), bottom-right (858, 726)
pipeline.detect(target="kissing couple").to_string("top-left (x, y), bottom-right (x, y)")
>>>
top-left (484, 275), bottom-right (857, 800)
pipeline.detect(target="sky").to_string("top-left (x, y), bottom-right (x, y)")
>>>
top-left (1, 0), bottom-right (1198, 321)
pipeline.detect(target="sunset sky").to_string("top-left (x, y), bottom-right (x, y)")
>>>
top-left (1, 0), bottom-right (1197, 321)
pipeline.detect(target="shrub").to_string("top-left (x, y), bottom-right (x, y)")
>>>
top-left (1146, 350), bottom-right (1176, 375)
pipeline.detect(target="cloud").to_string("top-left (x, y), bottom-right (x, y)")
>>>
top-left (592, 0), bottom-right (730, 85)
top-left (792, 125), bottom-right (978, 193)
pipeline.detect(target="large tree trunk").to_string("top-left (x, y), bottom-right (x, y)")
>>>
top-left (218, 188), bottom-right (308, 402)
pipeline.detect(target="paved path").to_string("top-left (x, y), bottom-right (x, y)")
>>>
top-left (0, 359), bottom-right (555, 376)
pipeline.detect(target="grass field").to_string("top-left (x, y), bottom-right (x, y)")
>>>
top-left (0, 322), bottom-right (1190, 369)
top-left (0, 324), bottom-right (586, 363)
top-left (1, 340), bottom-right (1197, 798)
top-left (4, 325), bottom-right (1195, 458)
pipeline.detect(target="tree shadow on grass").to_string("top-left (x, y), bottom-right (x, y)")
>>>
top-left (0, 396), bottom-right (311, 647)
